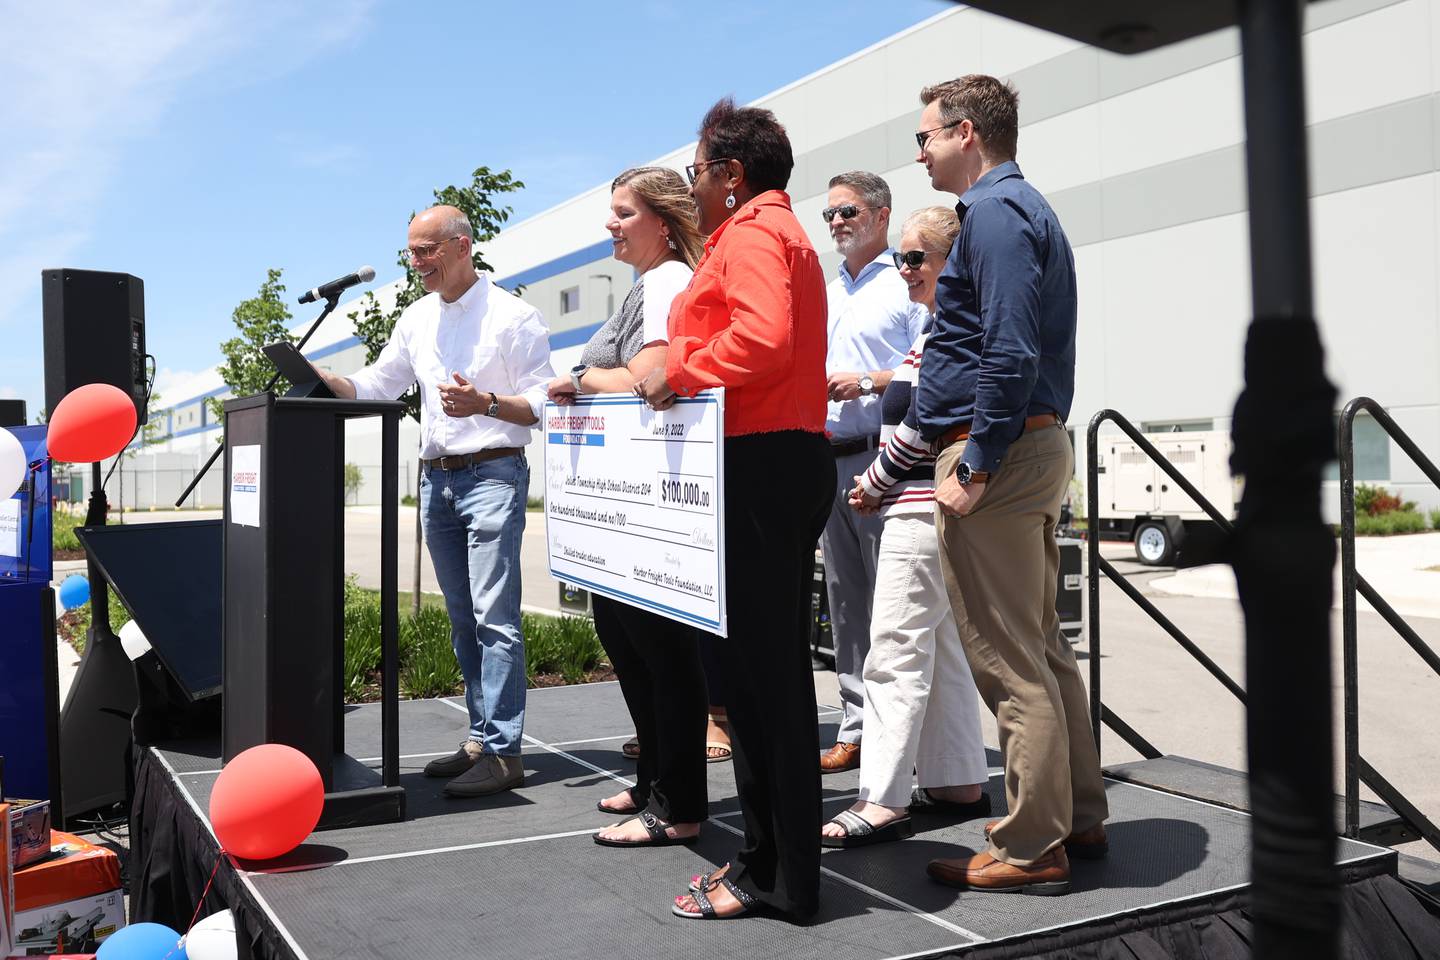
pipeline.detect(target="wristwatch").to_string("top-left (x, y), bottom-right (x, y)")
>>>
top-left (956, 462), bottom-right (991, 485)
top-left (485, 392), bottom-right (500, 417)
top-left (569, 363), bottom-right (590, 394)
top-left (858, 374), bottom-right (875, 397)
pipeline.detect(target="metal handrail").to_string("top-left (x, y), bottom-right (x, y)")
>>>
top-left (1339, 397), bottom-right (1440, 851)
top-left (1085, 409), bottom-right (1243, 757)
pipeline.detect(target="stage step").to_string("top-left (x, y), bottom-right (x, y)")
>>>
top-left (1103, 754), bottom-right (1416, 847)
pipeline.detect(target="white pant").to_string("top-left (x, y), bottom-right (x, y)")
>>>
top-left (858, 513), bottom-right (990, 808)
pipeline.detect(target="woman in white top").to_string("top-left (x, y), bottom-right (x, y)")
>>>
top-left (820, 206), bottom-right (990, 848)
top-left (546, 167), bottom-right (714, 846)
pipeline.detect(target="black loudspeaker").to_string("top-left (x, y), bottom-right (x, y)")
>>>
top-left (42, 269), bottom-right (147, 424)
top-left (0, 399), bottom-right (25, 426)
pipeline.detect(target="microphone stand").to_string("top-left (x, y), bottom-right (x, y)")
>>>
top-left (175, 292), bottom-right (342, 507)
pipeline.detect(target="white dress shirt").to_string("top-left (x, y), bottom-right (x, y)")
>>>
top-left (349, 273), bottom-right (554, 459)
top-left (825, 252), bottom-right (929, 440)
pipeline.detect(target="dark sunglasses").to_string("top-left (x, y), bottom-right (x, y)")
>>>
top-left (915, 118), bottom-right (964, 151)
top-left (821, 204), bottom-right (868, 223)
top-left (893, 249), bottom-right (928, 269)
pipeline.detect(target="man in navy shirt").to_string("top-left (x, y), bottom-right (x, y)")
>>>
top-left (913, 75), bottom-right (1107, 895)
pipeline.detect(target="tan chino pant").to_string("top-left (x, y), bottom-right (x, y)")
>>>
top-left (934, 423), bottom-right (1108, 865)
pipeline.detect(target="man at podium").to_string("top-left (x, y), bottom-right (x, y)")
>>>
top-left (321, 204), bottom-right (554, 797)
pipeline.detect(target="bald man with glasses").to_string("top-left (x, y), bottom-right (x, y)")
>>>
top-left (817, 171), bottom-right (930, 775)
top-left (321, 204), bottom-right (554, 798)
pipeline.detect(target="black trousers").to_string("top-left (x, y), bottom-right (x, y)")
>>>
top-left (592, 595), bottom-right (708, 823)
top-left (719, 430), bottom-right (835, 919)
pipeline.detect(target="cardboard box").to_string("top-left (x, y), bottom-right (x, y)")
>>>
top-left (9, 833), bottom-right (123, 957)
top-left (5, 804), bottom-right (49, 872)
top-left (1, 804), bottom-right (13, 959)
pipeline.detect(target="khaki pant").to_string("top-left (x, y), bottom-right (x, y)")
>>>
top-left (934, 423), bottom-right (1108, 865)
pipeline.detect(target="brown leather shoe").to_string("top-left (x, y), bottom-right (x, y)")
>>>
top-left (819, 741), bottom-right (861, 774)
top-left (927, 847), bottom-right (1070, 895)
top-left (983, 820), bottom-right (1109, 860)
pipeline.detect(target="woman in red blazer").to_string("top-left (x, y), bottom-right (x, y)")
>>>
top-left (637, 97), bottom-right (834, 921)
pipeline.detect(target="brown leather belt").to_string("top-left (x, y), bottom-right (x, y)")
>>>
top-left (423, 448), bottom-right (520, 471)
top-left (938, 413), bottom-right (1061, 450)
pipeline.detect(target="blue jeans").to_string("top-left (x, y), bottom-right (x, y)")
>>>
top-left (421, 453), bottom-right (529, 755)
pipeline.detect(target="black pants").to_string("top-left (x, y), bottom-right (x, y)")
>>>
top-left (719, 430), bottom-right (835, 919)
top-left (592, 595), bottom-right (708, 823)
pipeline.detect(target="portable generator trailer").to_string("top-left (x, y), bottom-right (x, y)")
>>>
top-left (1093, 429), bottom-right (1241, 565)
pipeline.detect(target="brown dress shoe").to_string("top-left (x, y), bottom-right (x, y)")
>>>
top-left (927, 847), bottom-right (1070, 895)
top-left (983, 820), bottom-right (1109, 860)
top-left (819, 741), bottom-right (861, 774)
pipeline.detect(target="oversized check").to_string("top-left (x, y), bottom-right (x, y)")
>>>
top-left (543, 390), bottom-right (726, 636)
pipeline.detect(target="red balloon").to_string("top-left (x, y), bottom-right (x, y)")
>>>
top-left (209, 744), bottom-right (324, 860)
top-left (47, 383), bottom-right (137, 462)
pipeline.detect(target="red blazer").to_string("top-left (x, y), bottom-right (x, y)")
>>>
top-left (665, 190), bottom-right (828, 437)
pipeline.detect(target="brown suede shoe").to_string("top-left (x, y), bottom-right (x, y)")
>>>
top-left (982, 820), bottom-right (1109, 860)
top-left (927, 847), bottom-right (1070, 895)
top-left (819, 741), bottom-right (861, 774)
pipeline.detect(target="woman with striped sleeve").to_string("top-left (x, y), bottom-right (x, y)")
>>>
top-left (820, 206), bottom-right (990, 848)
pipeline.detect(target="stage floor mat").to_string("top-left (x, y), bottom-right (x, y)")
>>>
top-left (149, 682), bottom-right (1395, 960)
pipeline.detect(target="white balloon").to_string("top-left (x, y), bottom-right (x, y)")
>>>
top-left (0, 428), bottom-right (24, 501)
top-left (184, 909), bottom-right (237, 960)
top-left (119, 620), bottom-right (152, 661)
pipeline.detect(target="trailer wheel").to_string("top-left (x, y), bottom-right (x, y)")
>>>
top-left (1134, 521), bottom-right (1175, 566)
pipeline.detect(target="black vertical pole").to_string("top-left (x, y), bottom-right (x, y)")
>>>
top-left (1338, 409), bottom-right (1360, 839)
top-left (381, 411), bottom-right (399, 789)
top-left (1235, 2), bottom-right (1340, 956)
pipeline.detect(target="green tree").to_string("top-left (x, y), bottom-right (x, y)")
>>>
top-left (209, 268), bottom-right (295, 424)
top-left (348, 166), bottom-right (525, 421)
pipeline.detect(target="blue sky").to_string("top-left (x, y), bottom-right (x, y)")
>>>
top-left (1, 0), bottom-right (949, 416)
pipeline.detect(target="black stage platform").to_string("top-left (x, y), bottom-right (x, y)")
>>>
top-left (130, 682), bottom-right (1439, 960)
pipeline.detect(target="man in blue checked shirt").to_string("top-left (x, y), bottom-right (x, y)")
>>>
top-left (912, 75), bottom-right (1108, 896)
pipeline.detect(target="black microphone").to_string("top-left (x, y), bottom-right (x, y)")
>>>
top-left (298, 265), bottom-right (376, 304)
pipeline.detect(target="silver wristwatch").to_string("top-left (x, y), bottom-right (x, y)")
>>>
top-left (859, 374), bottom-right (876, 397)
top-left (570, 364), bottom-right (590, 394)
top-left (485, 392), bottom-right (500, 417)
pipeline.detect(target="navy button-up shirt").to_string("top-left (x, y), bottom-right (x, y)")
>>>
top-left (916, 161), bottom-right (1077, 474)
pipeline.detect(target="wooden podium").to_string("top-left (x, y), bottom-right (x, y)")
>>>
top-left (221, 393), bottom-right (406, 829)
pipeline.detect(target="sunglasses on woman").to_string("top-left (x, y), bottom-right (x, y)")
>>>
top-left (893, 249), bottom-right (928, 269)
top-left (821, 204), bottom-right (868, 223)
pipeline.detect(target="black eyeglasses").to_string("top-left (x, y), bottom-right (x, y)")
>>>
top-left (893, 250), bottom-right (929, 269)
top-left (685, 158), bottom-right (732, 185)
top-left (822, 204), bottom-right (872, 224)
top-left (915, 118), bottom-right (965, 151)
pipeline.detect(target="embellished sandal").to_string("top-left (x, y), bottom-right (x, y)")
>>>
top-left (671, 874), bottom-right (759, 919)
top-left (688, 862), bottom-right (730, 892)
top-left (594, 811), bottom-right (698, 848)
top-left (621, 737), bottom-right (641, 760)
top-left (820, 808), bottom-right (914, 849)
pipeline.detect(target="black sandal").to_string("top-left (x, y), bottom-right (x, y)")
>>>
top-left (594, 811), bottom-right (698, 848)
top-left (908, 787), bottom-right (992, 819)
top-left (672, 875), bottom-right (759, 919)
top-left (820, 809), bottom-right (914, 848)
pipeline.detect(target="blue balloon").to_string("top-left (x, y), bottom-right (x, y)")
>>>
top-left (58, 574), bottom-right (90, 611)
top-left (97, 921), bottom-right (187, 959)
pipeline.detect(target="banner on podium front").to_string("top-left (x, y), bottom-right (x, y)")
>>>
top-left (543, 390), bottom-right (725, 636)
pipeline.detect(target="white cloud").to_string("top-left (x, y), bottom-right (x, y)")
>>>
top-left (0, 0), bottom-right (377, 329)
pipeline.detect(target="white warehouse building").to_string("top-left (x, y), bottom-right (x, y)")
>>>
top-left (136, 0), bottom-right (1439, 522)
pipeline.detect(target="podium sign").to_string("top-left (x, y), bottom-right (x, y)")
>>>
top-left (222, 393), bottom-right (405, 828)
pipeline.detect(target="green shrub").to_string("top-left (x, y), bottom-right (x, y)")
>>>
top-left (1354, 510), bottom-right (1429, 536)
top-left (1430, 509), bottom-right (1440, 531)
top-left (523, 612), bottom-right (604, 684)
top-left (399, 605), bottom-right (461, 698)
top-left (53, 511), bottom-right (88, 553)
top-left (1354, 483), bottom-right (1408, 517)
top-left (57, 589), bottom-right (130, 655)
top-left (401, 493), bottom-right (417, 507)
top-left (342, 576), bottom-right (383, 701)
